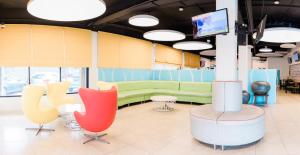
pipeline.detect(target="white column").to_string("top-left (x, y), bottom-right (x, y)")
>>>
top-left (213, 0), bottom-right (241, 112)
top-left (216, 0), bottom-right (238, 81)
top-left (238, 45), bottom-right (252, 90)
top-left (89, 31), bottom-right (98, 89)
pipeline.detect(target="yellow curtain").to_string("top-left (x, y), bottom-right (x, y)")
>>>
top-left (64, 27), bottom-right (92, 67)
top-left (98, 32), bottom-right (121, 68)
top-left (0, 24), bottom-right (31, 66)
top-left (98, 31), bottom-right (152, 69)
top-left (155, 44), bottom-right (183, 65)
top-left (31, 25), bottom-right (65, 66)
top-left (184, 52), bottom-right (200, 68)
top-left (0, 24), bottom-right (92, 67)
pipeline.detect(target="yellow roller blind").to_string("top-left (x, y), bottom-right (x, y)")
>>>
top-left (64, 28), bottom-right (92, 67)
top-left (31, 25), bottom-right (65, 67)
top-left (119, 35), bottom-right (152, 69)
top-left (98, 32), bottom-right (121, 68)
top-left (156, 44), bottom-right (182, 65)
top-left (98, 32), bottom-right (152, 69)
top-left (184, 52), bottom-right (200, 68)
top-left (0, 24), bottom-right (31, 66)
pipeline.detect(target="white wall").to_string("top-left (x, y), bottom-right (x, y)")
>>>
top-left (267, 57), bottom-right (289, 79)
top-left (252, 59), bottom-right (268, 69)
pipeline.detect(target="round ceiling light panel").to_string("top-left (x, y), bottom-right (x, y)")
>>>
top-left (199, 50), bottom-right (216, 56)
top-left (129, 15), bottom-right (159, 27)
top-left (280, 43), bottom-right (296, 49)
top-left (259, 47), bottom-right (273, 52)
top-left (143, 30), bottom-right (186, 41)
top-left (253, 27), bottom-right (300, 43)
top-left (27, 0), bottom-right (106, 21)
top-left (173, 41), bottom-right (213, 50)
top-left (256, 52), bottom-right (284, 57)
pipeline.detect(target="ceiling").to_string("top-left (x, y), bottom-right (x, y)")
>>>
top-left (0, 0), bottom-right (299, 58)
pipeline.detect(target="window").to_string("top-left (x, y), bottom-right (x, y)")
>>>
top-left (61, 68), bottom-right (82, 93)
top-left (30, 67), bottom-right (60, 86)
top-left (0, 67), bottom-right (87, 96)
top-left (0, 67), bottom-right (28, 96)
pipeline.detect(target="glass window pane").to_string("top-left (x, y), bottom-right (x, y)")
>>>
top-left (30, 67), bottom-right (60, 86)
top-left (61, 68), bottom-right (82, 93)
top-left (0, 67), bottom-right (28, 96)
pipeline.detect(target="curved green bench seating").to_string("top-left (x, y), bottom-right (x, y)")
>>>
top-left (97, 81), bottom-right (212, 107)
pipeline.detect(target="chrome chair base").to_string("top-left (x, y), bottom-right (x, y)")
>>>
top-left (26, 125), bottom-right (55, 136)
top-left (83, 133), bottom-right (110, 144)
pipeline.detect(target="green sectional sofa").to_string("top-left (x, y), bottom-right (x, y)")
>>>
top-left (97, 81), bottom-right (212, 107)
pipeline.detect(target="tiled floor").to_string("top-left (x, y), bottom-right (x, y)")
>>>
top-left (1, 90), bottom-right (300, 155)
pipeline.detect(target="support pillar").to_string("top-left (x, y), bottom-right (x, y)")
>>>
top-left (213, 0), bottom-right (242, 112)
top-left (238, 45), bottom-right (253, 90)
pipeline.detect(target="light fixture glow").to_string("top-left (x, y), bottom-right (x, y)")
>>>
top-left (199, 50), bottom-right (216, 56)
top-left (129, 15), bottom-right (159, 27)
top-left (144, 30), bottom-right (186, 41)
top-left (259, 46), bottom-right (273, 52)
top-left (253, 27), bottom-right (300, 43)
top-left (27, 0), bottom-right (106, 21)
top-left (280, 43), bottom-right (296, 49)
top-left (173, 41), bottom-right (212, 50)
top-left (256, 53), bottom-right (284, 57)
top-left (274, 0), bottom-right (280, 4)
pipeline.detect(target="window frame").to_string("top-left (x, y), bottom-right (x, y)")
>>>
top-left (0, 67), bottom-right (88, 97)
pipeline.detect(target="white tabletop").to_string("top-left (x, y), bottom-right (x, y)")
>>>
top-left (150, 96), bottom-right (177, 102)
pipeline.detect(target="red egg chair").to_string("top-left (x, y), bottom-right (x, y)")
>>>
top-left (74, 87), bottom-right (117, 144)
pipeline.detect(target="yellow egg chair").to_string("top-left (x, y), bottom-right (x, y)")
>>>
top-left (22, 85), bottom-right (58, 136)
top-left (47, 81), bottom-right (75, 107)
top-left (97, 81), bottom-right (117, 90)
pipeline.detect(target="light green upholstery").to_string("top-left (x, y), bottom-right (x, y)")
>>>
top-left (98, 81), bottom-right (212, 107)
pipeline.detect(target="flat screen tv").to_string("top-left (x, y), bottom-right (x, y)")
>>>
top-left (255, 15), bottom-right (267, 44)
top-left (288, 57), bottom-right (292, 64)
top-left (293, 51), bottom-right (300, 62)
top-left (192, 8), bottom-right (229, 38)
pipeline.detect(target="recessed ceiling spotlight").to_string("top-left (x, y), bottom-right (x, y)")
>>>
top-left (173, 41), bottom-right (213, 50)
top-left (253, 27), bottom-right (300, 43)
top-left (143, 30), bottom-right (186, 42)
top-left (179, 7), bottom-right (184, 12)
top-left (27, 0), bottom-right (106, 21)
top-left (129, 14), bottom-right (159, 27)
top-left (280, 43), bottom-right (296, 49)
top-left (274, 0), bottom-right (280, 4)
top-left (259, 46), bottom-right (273, 52)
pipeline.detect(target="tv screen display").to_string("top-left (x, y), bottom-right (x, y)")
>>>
top-left (255, 15), bottom-right (267, 44)
top-left (192, 9), bottom-right (229, 38)
top-left (293, 52), bottom-right (299, 62)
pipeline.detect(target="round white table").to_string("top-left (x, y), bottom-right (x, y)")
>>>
top-left (58, 104), bottom-right (84, 131)
top-left (150, 95), bottom-right (177, 112)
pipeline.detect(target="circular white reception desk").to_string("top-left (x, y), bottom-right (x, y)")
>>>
top-left (190, 104), bottom-right (265, 149)
top-left (191, 81), bottom-right (265, 150)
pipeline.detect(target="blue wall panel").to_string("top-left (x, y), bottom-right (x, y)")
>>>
top-left (98, 68), bottom-right (277, 104)
top-left (248, 69), bottom-right (277, 105)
